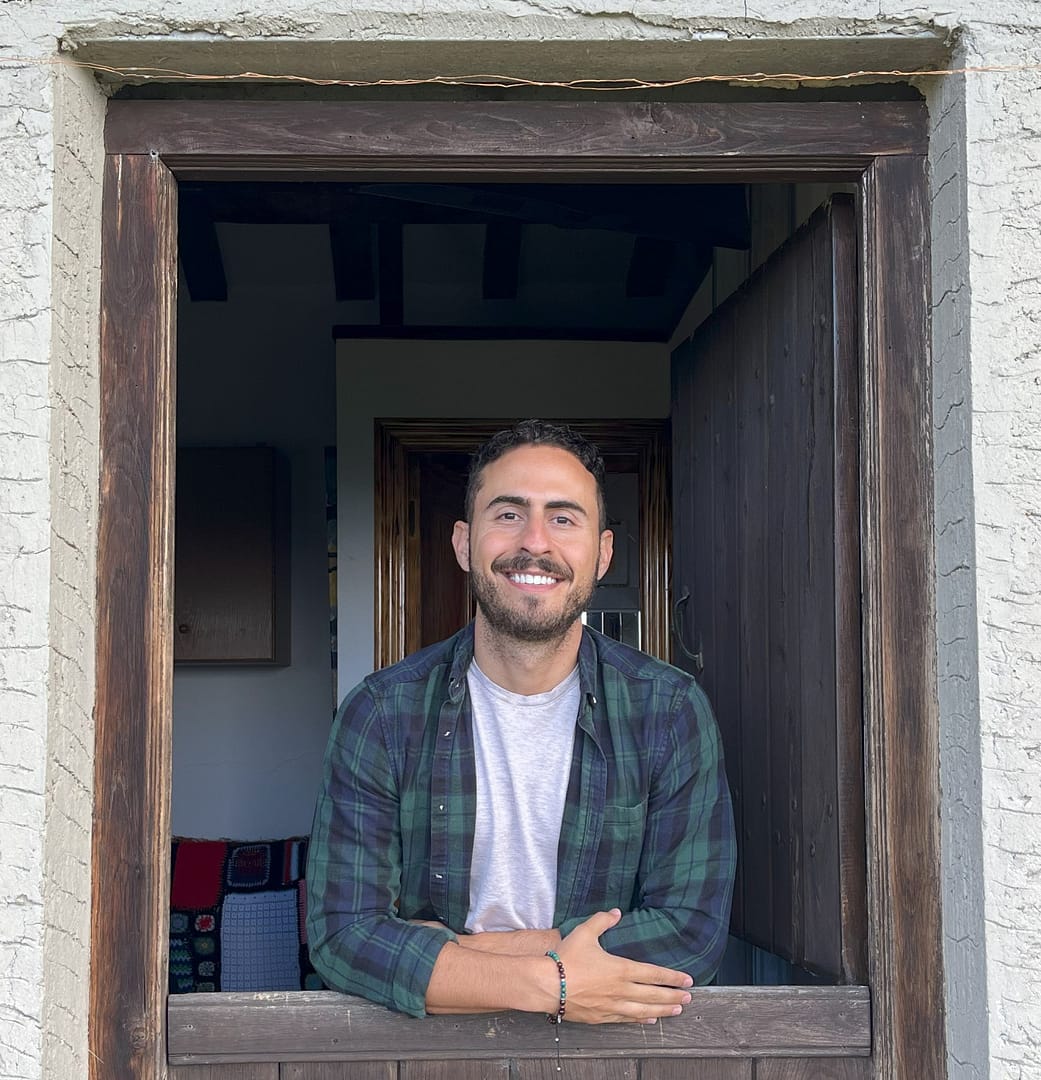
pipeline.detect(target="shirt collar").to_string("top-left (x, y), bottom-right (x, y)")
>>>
top-left (446, 621), bottom-right (601, 715)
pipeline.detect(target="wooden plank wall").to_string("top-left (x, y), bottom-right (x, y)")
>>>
top-left (671, 199), bottom-right (865, 981)
top-left (170, 1060), bottom-right (871, 1079)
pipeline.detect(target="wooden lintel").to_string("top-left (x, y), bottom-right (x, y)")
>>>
top-left (104, 101), bottom-right (929, 162)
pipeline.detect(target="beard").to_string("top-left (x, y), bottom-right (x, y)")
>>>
top-left (469, 552), bottom-right (598, 644)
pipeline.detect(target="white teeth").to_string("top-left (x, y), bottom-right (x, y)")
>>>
top-left (509, 573), bottom-right (556, 586)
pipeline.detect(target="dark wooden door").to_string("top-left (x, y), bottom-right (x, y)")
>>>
top-left (407, 451), bottom-right (473, 654)
top-left (671, 197), bottom-right (867, 983)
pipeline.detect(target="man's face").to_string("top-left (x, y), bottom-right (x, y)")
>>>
top-left (452, 444), bottom-right (613, 644)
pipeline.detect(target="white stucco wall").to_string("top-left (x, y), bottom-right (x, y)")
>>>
top-left (1, 4), bottom-right (1040, 1078)
top-left (961, 21), bottom-right (1041, 1080)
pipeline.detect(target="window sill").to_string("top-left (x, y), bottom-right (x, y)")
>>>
top-left (167, 986), bottom-right (870, 1066)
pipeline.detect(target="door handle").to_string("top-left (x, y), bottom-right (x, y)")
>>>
top-left (672, 587), bottom-right (704, 674)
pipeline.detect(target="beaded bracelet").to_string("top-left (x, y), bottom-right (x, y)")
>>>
top-left (545, 949), bottom-right (567, 1023)
top-left (545, 949), bottom-right (567, 1071)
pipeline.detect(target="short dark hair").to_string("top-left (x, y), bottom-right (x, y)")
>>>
top-left (465, 420), bottom-right (608, 530)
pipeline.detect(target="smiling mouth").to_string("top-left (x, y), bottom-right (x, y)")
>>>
top-left (506, 572), bottom-right (560, 587)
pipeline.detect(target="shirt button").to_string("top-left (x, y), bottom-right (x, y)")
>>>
top-left (443, 730), bottom-right (451, 736)
top-left (434, 873), bottom-right (444, 880)
top-left (438, 804), bottom-right (445, 811)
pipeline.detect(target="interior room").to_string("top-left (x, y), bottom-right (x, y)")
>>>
top-left (170, 177), bottom-right (855, 994)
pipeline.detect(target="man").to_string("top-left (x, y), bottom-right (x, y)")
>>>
top-left (307, 420), bottom-right (735, 1023)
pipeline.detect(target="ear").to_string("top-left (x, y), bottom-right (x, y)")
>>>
top-left (451, 520), bottom-right (471, 572)
top-left (596, 529), bottom-right (614, 581)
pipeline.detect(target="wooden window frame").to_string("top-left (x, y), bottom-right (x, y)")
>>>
top-left (92, 99), bottom-right (943, 1079)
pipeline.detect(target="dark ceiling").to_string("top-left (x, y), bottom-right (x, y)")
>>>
top-left (178, 182), bottom-right (750, 341)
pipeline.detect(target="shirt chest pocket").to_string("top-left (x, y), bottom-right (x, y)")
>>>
top-left (591, 799), bottom-right (648, 906)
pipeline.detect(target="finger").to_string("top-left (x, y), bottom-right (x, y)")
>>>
top-left (620, 985), bottom-right (693, 1007)
top-left (589, 999), bottom-right (688, 1025)
top-left (627, 995), bottom-right (690, 1020)
top-left (574, 908), bottom-right (623, 939)
top-left (622, 960), bottom-right (695, 988)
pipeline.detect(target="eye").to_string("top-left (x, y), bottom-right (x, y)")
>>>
top-left (551, 514), bottom-right (575, 527)
top-left (497, 510), bottom-right (521, 521)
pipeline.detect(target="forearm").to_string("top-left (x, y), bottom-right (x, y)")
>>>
top-left (309, 912), bottom-right (456, 1017)
top-left (425, 941), bottom-right (559, 1014)
top-left (458, 928), bottom-right (562, 956)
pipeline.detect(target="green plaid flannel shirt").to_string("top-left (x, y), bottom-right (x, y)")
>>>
top-left (307, 623), bottom-right (735, 1017)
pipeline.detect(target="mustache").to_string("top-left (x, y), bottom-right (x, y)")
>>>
top-left (490, 554), bottom-right (572, 581)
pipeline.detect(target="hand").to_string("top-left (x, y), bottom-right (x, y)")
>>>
top-left (555, 909), bottom-right (694, 1025)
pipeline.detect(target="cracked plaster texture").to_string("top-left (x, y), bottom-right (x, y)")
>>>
top-left (0, 2), bottom-right (1040, 1078)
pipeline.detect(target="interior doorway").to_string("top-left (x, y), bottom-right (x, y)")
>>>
top-left (373, 417), bottom-right (671, 667)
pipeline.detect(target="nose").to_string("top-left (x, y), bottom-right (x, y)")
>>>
top-left (519, 516), bottom-right (551, 555)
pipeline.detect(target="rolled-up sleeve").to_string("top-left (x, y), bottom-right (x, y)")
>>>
top-left (306, 684), bottom-right (454, 1017)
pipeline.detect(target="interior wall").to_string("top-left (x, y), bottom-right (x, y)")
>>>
top-left (172, 224), bottom-right (337, 840)
top-left (169, 187), bottom-right (824, 842)
top-left (335, 340), bottom-right (671, 695)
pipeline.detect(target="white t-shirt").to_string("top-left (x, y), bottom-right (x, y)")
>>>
top-left (464, 660), bottom-right (580, 933)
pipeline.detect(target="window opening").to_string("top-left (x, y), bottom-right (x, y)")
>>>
top-left (171, 177), bottom-right (864, 1002)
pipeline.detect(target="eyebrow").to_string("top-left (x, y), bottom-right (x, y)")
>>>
top-left (485, 494), bottom-right (590, 518)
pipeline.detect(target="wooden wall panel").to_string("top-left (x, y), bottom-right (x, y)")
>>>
top-left (673, 199), bottom-right (862, 979)
top-left (169, 1066), bottom-right (278, 1080)
top-left (798, 209), bottom-right (842, 975)
top-left (757, 1058), bottom-right (871, 1080)
top-left (710, 305), bottom-right (744, 937)
top-left (644, 1061), bottom-right (753, 1080)
top-left (829, 198), bottom-right (869, 987)
top-left (734, 290), bottom-right (771, 953)
top-left (515, 1061), bottom-right (637, 1080)
top-left (400, 1063), bottom-right (507, 1080)
top-left (282, 1066), bottom-right (397, 1080)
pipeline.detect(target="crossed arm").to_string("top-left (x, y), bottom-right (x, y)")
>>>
top-left (306, 681), bottom-right (734, 1022)
top-left (419, 910), bottom-right (694, 1022)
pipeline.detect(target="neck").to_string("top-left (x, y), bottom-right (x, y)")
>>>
top-left (471, 613), bottom-right (583, 695)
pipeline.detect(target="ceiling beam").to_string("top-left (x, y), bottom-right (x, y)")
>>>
top-left (329, 221), bottom-right (375, 302)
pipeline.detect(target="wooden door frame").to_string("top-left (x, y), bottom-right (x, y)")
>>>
top-left (94, 99), bottom-right (942, 1079)
top-left (373, 417), bottom-right (671, 668)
